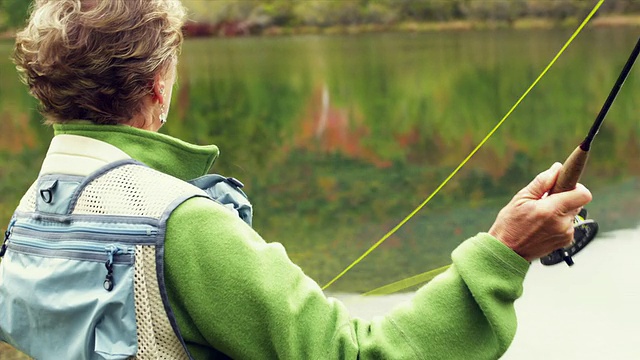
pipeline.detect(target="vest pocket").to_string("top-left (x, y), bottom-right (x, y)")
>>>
top-left (0, 235), bottom-right (138, 359)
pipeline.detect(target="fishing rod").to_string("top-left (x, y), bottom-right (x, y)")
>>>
top-left (541, 35), bottom-right (640, 267)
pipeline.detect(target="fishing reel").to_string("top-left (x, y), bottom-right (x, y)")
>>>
top-left (540, 209), bottom-right (599, 266)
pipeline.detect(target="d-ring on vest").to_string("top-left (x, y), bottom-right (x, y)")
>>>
top-left (0, 159), bottom-right (227, 359)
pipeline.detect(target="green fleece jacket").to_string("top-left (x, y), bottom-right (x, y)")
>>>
top-left (53, 123), bottom-right (530, 360)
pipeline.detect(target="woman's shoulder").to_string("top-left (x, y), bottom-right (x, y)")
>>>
top-left (167, 196), bottom-right (260, 245)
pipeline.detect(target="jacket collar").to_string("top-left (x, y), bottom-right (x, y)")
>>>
top-left (51, 122), bottom-right (219, 180)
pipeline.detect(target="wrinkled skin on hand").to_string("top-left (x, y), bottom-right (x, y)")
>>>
top-left (489, 162), bottom-right (593, 262)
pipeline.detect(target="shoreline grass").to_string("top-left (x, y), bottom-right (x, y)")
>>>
top-left (2, 15), bottom-right (640, 40)
top-left (223, 15), bottom-right (640, 37)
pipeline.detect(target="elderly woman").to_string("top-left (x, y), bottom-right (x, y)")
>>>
top-left (0, 0), bottom-right (591, 359)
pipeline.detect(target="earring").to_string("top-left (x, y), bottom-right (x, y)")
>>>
top-left (159, 104), bottom-right (167, 125)
top-left (159, 87), bottom-right (166, 124)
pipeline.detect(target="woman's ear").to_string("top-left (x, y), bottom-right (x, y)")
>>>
top-left (151, 74), bottom-right (166, 105)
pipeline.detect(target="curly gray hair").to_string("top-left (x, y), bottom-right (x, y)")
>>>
top-left (13, 0), bottom-right (187, 124)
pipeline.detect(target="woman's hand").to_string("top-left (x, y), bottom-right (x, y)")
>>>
top-left (489, 162), bottom-right (593, 261)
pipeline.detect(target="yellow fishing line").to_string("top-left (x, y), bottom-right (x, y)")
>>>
top-left (363, 264), bottom-right (451, 296)
top-left (322, 0), bottom-right (605, 291)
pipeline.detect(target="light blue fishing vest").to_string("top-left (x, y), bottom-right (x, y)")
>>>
top-left (0, 159), bottom-right (252, 359)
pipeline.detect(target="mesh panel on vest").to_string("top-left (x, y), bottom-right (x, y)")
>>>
top-left (16, 181), bottom-right (37, 213)
top-left (139, 245), bottom-right (190, 359)
top-left (134, 245), bottom-right (160, 360)
top-left (74, 165), bottom-right (202, 218)
top-left (134, 245), bottom-right (189, 360)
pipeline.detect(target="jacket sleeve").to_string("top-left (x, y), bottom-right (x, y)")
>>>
top-left (164, 197), bottom-right (530, 360)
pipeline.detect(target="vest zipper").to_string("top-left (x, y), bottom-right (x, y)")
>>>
top-left (104, 245), bottom-right (123, 291)
top-left (0, 217), bottom-right (17, 257)
top-left (12, 221), bottom-right (157, 236)
top-left (5, 236), bottom-right (134, 292)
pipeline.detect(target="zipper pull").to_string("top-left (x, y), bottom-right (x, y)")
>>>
top-left (0, 218), bottom-right (17, 258)
top-left (103, 245), bottom-right (121, 291)
top-left (0, 231), bottom-right (9, 258)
